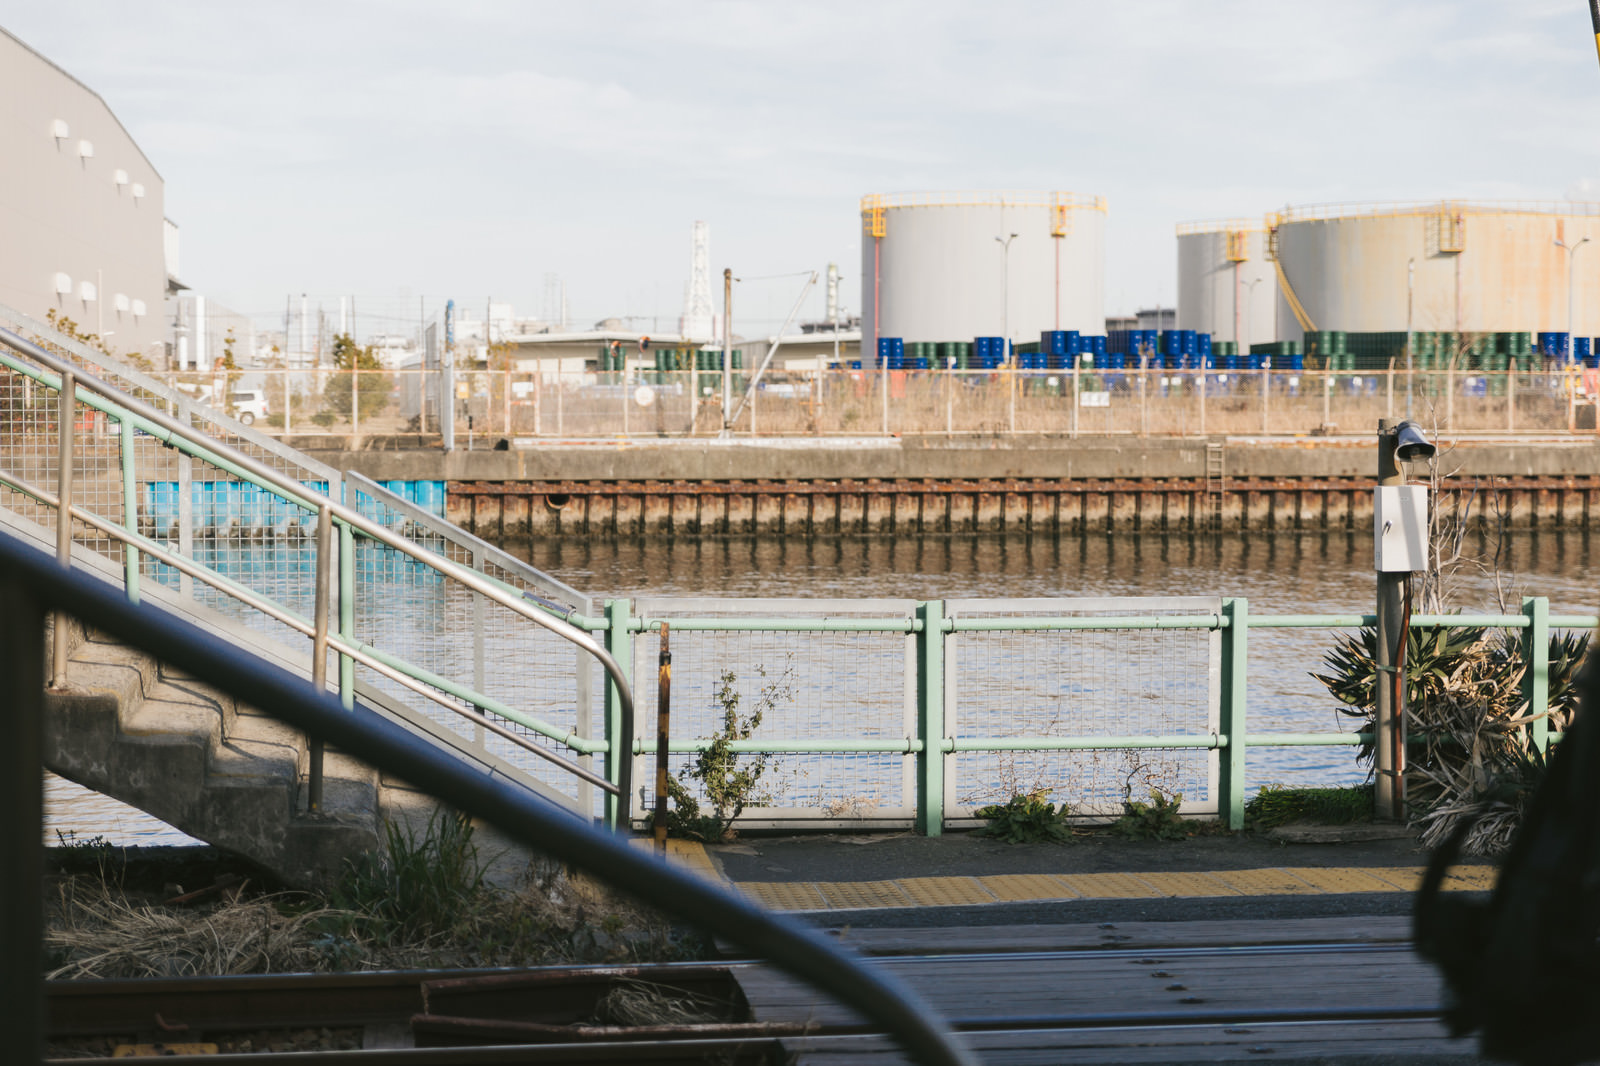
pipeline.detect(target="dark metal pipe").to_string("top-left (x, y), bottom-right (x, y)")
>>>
top-left (655, 623), bottom-right (671, 853)
top-left (0, 528), bottom-right (975, 1066)
top-left (0, 572), bottom-right (45, 1066)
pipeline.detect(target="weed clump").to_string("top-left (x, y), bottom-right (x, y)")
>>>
top-left (1245, 784), bottom-right (1373, 829)
top-left (1111, 790), bottom-right (1189, 841)
top-left (974, 790), bottom-right (1075, 844)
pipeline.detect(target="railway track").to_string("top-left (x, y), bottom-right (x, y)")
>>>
top-left (43, 939), bottom-right (1458, 1065)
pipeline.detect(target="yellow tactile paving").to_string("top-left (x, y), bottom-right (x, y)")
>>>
top-left (979, 874), bottom-right (1082, 902)
top-left (1135, 871), bottom-right (1244, 897)
top-left (1441, 866), bottom-right (1497, 891)
top-left (1055, 873), bottom-right (1164, 899)
top-left (727, 864), bottom-right (1502, 912)
top-left (1286, 867), bottom-right (1410, 894)
top-left (626, 838), bottom-right (727, 882)
top-left (1207, 868), bottom-right (1321, 895)
top-left (1365, 864), bottom-right (1495, 893)
top-left (737, 881), bottom-right (829, 910)
top-left (896, 877), bottom-right (999, 907)
top-left (815, 880), bottom-right (915, 909)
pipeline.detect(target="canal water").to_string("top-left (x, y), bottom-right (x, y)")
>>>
top-left (46, 530), bottom-right (1599, 845)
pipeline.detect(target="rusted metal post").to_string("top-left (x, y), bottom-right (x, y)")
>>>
top-left (654, 623), bottom-right (672, 854)
top-left (52, 370), bottom-right (75, 687)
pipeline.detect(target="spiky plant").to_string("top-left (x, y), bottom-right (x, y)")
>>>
top-left (1312, 624), bottom-right (1586, 855)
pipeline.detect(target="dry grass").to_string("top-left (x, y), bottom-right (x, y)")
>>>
top-left (44, 816), bottom-right (701, 980)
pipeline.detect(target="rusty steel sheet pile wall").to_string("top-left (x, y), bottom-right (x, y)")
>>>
top-left (445, 474), bottom-right (1600, 539)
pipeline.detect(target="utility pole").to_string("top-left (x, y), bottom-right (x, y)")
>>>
top-left (721, 268), bottom-right (732, 436)
top-left (1374, 419), bottom-right (1404, 821)
top-left (1405, 259), bottom-right (1415, 419)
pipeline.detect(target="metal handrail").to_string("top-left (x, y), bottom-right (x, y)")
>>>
top-left (0, 324), bottom-right (634, 813)
top-left (0, 527), bottom-right (976, 1066)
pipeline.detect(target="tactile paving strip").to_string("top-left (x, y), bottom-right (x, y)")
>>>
top-left (896, 877), bottom-right (999, 907)
top-left (737, 881), bottom-right (829, 910)
top-left (1135, 871), bottom-right (1243, 897)
top-left (625, 839), bottom-right (727, 883)
top-left (815, 880), bottom-right (915, 909)
top-left (1284, 867), bottom-right (1407, 894)
top-left (1206, 869), bottom-right (1320, 895)
top-left (979, 874), bottom-right (1082, 902)
top-left (727, 863), bottom-right (1502, 912)
top-left (1055, 873), bottom-right (1164, 899)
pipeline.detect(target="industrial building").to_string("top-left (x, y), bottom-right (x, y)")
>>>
top-left (1268, 201), bottom-right (1600, 342)
top-left (0, 26), bottom-right (175, 360)
top-left (1175, 222), bottom-right (1274, 350)
top-left (859, 191), bottom-right (1106, 350)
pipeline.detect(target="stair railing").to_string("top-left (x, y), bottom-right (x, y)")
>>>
top-left (0, 324), bottom-right (634, 821)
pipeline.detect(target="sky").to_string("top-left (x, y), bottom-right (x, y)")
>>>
top-left (7, 2), bottom-right (1600, 338)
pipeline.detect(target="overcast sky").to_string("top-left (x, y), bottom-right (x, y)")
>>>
top-left (8, 2), bottom-right (1600, 336)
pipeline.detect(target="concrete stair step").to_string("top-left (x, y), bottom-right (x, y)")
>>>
top-left (46, 636), bottom-right (386, 885)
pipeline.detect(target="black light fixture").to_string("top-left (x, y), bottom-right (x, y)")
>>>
top-left (1393, 420), bottom-right (1435, 462)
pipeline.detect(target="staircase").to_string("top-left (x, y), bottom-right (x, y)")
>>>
top-left (44, 620), bottom-right (380, 885)
top-left (2, 309), bottom-right (625, 887)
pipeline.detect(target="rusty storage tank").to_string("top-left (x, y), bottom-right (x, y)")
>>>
top-left (1176, 220), bottom-right (1276, 348)
top-left (1267, 200), bottom-right (1600, 344)
top-left (859, 191), bottom-right (1106, 349)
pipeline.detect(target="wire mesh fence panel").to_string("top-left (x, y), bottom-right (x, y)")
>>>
top-left (344, 481), bottom-right (599, 804)
top-left (629, 597), bottom-right (918, 828)
top-left (946, 597), bottom-right (1221, 819)
top-left (0, 311), bottom-right (610, 816)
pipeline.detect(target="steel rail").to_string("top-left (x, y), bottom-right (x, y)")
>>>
top-left (4, 529), bottom-right (975, 1066)
top-left (0, 472), bottom-right (615, 791)
top-left (0, 324), bottom-right (635, 810)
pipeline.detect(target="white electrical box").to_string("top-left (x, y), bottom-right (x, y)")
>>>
top-left (1374, 485), bottom-right (1429, 572)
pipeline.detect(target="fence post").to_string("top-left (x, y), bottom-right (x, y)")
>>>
top-left (1522, 596), bottom-right (1550, 755)
top-left (118, 417), bottom-right (140, 606)
top-left (338, 521), bottom-right (355, 709)
top-left (604, 598), bottom-right (633, 830)
top-left (915, 600), bottom-right (946, 837)
top-left (1219, 597), bottom-right (1248, 829)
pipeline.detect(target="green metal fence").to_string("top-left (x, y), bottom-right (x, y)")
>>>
top-left (588, 596), bottom-right (1594, 832)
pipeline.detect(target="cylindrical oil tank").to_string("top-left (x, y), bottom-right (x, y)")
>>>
top-left (1269, 201), bottom-right (1600, 344)
top-left (859, 191), bottom-right (1106, 347)
top-left (1175, 221), bottom-right (1275, 348)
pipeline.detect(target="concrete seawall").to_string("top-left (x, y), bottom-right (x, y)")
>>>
top-left (303, 435), bottom-right (1600, 538)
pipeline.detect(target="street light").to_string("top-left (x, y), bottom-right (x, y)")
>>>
top-left (1241, 277), bottom-right (1264, 354)
top-left (1558, 235), bottom-right (1591, 359)
top-left (995, 233), bottom-right (1018, 362)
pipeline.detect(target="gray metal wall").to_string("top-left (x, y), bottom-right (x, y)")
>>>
top-left (860, 194), bottom-right (1105, 347)
top-left (1175, 228), bottom-right (1275, 346)
top-left (0, 27), bottom-right (167, 359)
top-left (1271, 203), bottom-right (1600, 342)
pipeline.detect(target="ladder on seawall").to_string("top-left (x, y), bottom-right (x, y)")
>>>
top-left (1205, 442), bottom-right (1226, 531)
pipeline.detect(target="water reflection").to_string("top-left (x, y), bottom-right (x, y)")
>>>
top-left (507, 530), bottom-right (1598, 794)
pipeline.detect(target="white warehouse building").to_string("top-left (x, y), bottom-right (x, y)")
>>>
top-left (0, 25), bottom-right (175, 359)
top-left (859, 191), bottom-right (1106, 350)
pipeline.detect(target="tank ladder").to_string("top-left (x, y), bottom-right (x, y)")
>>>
top-left (1204, 442), bottom-right (1226, 531)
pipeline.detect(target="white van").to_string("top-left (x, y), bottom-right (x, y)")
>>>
top-left (228, 389), bottom-right (269, 425)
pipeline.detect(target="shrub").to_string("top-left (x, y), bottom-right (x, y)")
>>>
top-left (1111, 790), bottom-right (1188, 840)
top-left (974, 790), bottom-right (1074, 844)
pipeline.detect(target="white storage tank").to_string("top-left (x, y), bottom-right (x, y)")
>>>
top-left (1269, 200), bottom-right (1600, 342)
top-left (859, 191), bottom-right (1106, 348)
top-left (1175, 220), bottom-right (1275, 348)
